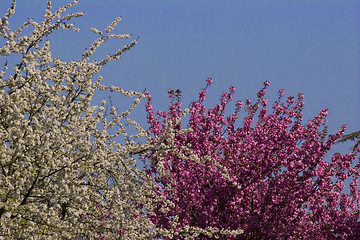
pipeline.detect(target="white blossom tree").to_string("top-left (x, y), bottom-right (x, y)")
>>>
top-left (0, 0), bottom-right (160, 239)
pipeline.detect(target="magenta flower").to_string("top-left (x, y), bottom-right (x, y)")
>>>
top-left (144, 79), bottom-right (360, 239)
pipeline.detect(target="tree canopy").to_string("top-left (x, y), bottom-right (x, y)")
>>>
top-left (0, 1), bottom-right (359, 239)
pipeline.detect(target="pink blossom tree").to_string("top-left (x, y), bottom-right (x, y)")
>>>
top-left (143, 79), bottom-right (360, 239)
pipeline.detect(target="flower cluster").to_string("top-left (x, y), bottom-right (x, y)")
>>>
top-left (0, 1), bottom-right (157, 239)
top-left (2, 1), bottom-right (360, 239)
top-left (144, 80), bottom-right (360, 239)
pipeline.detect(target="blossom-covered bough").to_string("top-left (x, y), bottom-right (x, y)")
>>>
top-left (2, 0), bottom-right (360, 239)
top-left (144, 79), bottom-right (360, 239)
top-left (0, 0), bottom-right (160, 239)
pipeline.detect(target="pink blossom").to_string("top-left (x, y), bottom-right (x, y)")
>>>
top-left (236, 101), bottom-right (243, 110)
top-left (278, 88), bottom-right (285, 97)
top-left (144, 79), bottom-right (360, 239)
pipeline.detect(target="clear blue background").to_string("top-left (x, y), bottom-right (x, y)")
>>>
top-left (2, 0), bottom-right (359, 153)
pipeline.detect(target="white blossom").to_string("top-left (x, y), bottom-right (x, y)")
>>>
top-left (0, 0), bottom-right (161, 239)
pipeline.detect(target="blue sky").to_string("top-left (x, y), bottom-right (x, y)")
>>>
top-left (2, 0), bottom-right (359, 153)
